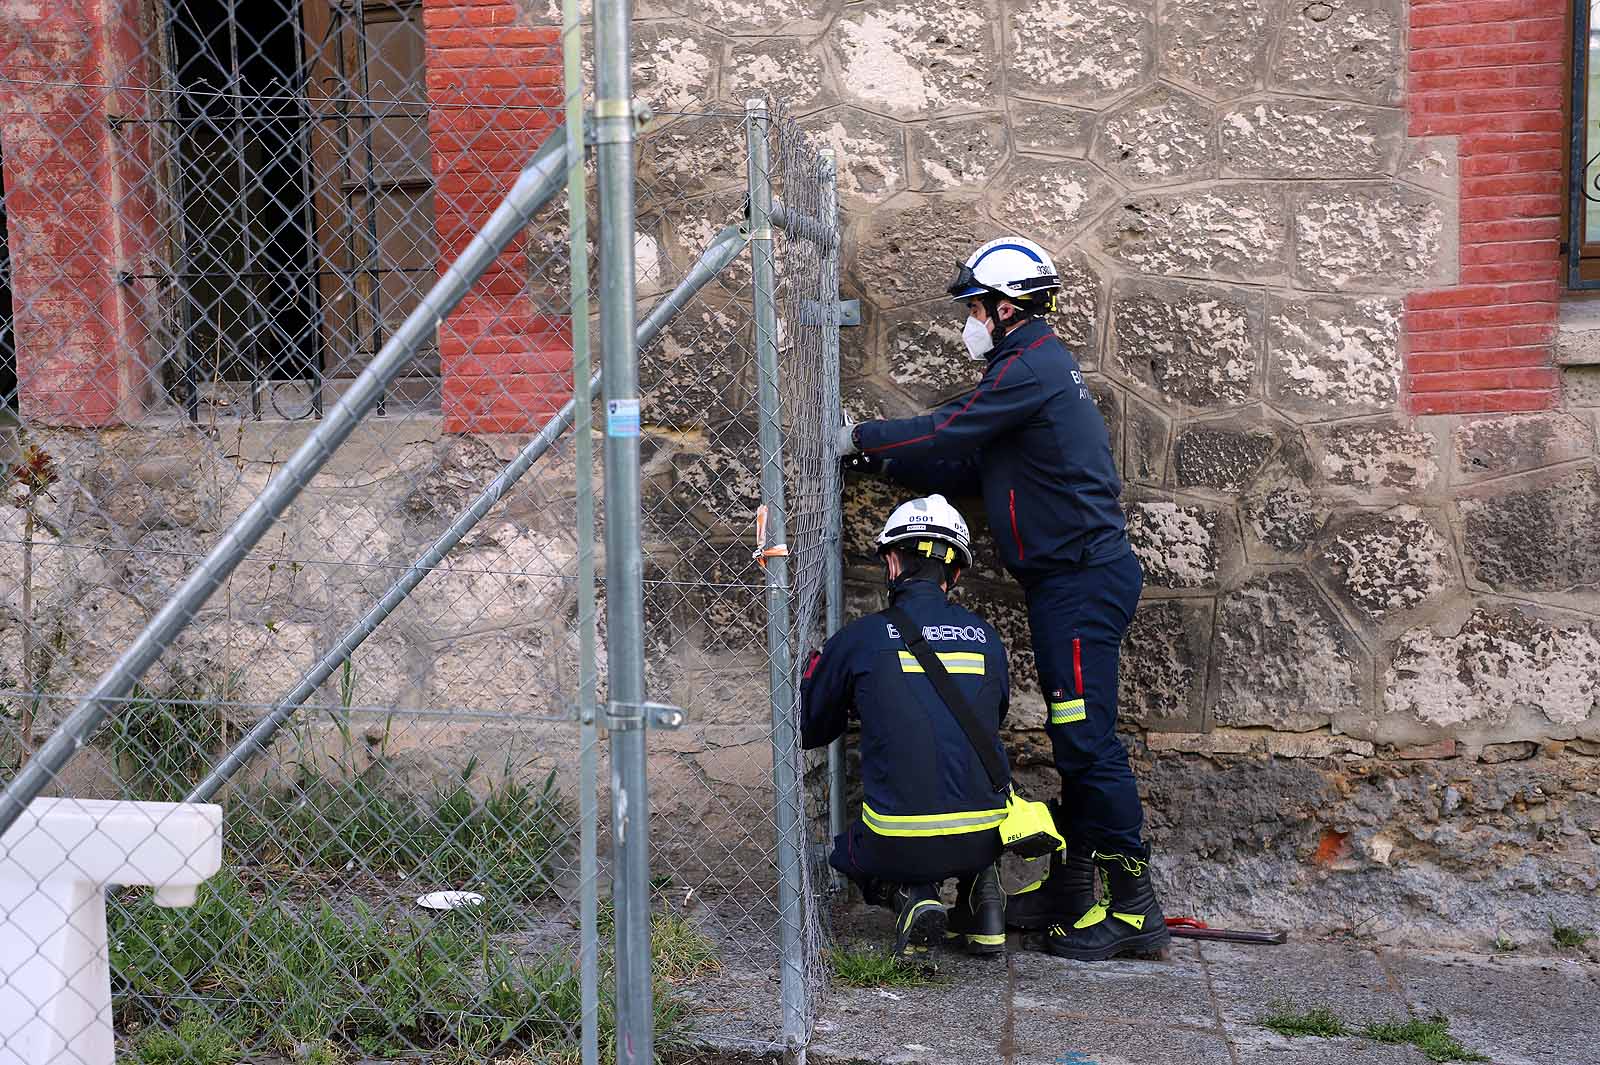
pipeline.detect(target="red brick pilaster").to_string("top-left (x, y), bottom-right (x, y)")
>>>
top-left (0, 0), bottom-right (158, 425)
top-left (1405, 0), bottom-right (1567, 414)
top-left (422, 0), bottom-right (569, 433)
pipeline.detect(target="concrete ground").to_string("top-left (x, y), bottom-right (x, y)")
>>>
top-left (687, 903), bottom-right (1600, 1065)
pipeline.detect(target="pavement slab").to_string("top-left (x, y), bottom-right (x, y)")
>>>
top-left (1381, 949), bottom-right (1599, 1065)
top-left (1228, 1031), bottom-right (1430, 1064)
top-left (1202, 939), bottom-right (1410, 1031)
top-left (685, 921), bottom-right (1600, 1065)
top-left (1009, 940), bottom-right (1217, 1032)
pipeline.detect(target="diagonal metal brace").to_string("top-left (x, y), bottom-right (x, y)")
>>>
top-left (601, 700), bottom-right (686, 731)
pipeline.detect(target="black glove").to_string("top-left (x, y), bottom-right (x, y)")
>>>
top-left (841, 451), bottom-right (884, 475)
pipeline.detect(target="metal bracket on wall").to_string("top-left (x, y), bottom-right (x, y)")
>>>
top-left (797, 298), bottom-right (861, 327)
top-left (600, 700), bottom-right (686, 731)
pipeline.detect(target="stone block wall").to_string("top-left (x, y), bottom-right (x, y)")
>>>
top-left (605, 0), bottom-right (1599, 941)
top-left (3, 0), bottom-right (1596, 945)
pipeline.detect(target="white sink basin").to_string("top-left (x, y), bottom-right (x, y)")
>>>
top-left (0, 798), bottom-right (223, 1065)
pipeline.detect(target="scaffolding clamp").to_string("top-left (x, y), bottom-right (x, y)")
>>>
top-left (588, 100), bottom-right (653, 145)
top-left (602, 700), bottom-right (686, 732)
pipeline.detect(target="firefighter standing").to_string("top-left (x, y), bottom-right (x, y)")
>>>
top-left (801, 495), bottom-right (1010, 959)
top-left (836, 237), bottom-right (1169, 962)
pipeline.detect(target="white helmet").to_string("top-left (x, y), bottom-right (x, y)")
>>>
top-left (947, 236), bottom-right (1061, 309)
top-left (875, 494), bottom-right (973, 569)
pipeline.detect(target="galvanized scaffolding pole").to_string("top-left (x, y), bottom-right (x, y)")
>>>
top-left (0, 130), bottom-right (575, 839)
top-left (818, 148), bottom-right (848, 881)
top-left (561, 0), bottom-right (599, 1057)
top-left (746, 97), bottom-right (808, 1052)
top-left (594, 0), bottom-right (652, 1061)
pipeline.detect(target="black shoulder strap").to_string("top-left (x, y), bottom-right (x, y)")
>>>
top-left (882, 605), bottom-right (1008, 794)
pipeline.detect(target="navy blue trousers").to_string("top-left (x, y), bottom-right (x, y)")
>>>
top-left (1023, 549), bottom-right (1145, 854)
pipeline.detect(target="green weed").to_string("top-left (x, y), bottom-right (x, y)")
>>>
top-left (226, 761), bottom-right (572, 903)
top-left (650, 910), bottom-right (721, 985)
top-left (110, 870), bottom-right (689, 1064)
top-left (104, 678), bottom-right (239, 802)
top-left (131, 1005), bottom-right (242, 1065)
top-left (827, 945), bottom-right (937, 989)
top-left (1549, 917), bottom-right (1593, 949)
top-left (1362, 1015), bottom-right (1486, 1063)
top-left (1261, 1005), bottom-right (1347, 1039)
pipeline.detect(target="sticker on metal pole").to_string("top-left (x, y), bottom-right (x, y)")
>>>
top-left (606, 399), bottom-right (640, 437)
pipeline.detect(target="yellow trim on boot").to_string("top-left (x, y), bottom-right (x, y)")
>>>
top-left (901, 898), bottom-right (941, 934)
top-left (1093, 850), bottom-right (1149, 876)
top-left (966, 933), bottom-right (1006, 946)
top-left (1072, 903), bottom-right (1108, 930)
top-left (1010, 877), bottom-right (1046, 897)
top-left (1112, 911), bottom-right (1146, 930)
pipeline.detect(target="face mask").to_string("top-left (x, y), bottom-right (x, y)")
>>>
top-left (962, 314), bottom-right (994, 360)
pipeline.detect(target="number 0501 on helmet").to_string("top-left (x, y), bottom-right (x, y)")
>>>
top-left (875, 494), bottom-right (974, 569)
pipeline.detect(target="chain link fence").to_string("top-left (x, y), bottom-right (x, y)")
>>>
top-left (0, 1), bottom-right (842, 1061)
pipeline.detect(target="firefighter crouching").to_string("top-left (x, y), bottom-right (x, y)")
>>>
top-left (800, 495), bottom-right (1011, 958)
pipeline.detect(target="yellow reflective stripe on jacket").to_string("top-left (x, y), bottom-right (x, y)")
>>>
top-left (898, 651), bottom-right (986, 675)
top-left (862, 802), bottom-right (1006, 837)
top-left (1049, 698), bottom-right (1086, 725)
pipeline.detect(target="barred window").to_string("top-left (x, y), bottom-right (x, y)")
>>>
top-left (1570, 1), bottom-right (1600, 287)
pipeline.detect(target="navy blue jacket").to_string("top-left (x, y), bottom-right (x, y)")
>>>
top-left (855, 318), bottom-right (1129, 583)
top-left (801, 580), bottom-right (1010, 836)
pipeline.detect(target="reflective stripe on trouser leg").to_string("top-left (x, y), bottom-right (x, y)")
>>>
top-left (1049, 697), bottom-right (1085, 725)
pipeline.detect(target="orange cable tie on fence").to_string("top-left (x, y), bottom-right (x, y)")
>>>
top-left (752, 504), bottom-right (789, 569)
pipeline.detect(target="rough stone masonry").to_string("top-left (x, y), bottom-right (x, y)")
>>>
top-left (615, 0), bottom-right (1599, 946)
top-left (2, 0), bottom-right (1595, 950)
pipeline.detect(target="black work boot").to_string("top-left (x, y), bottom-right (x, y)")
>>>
top-left (946, 864), bottom-right (1006, 956)
top-left (1006, 842), bottom-right (1099, 932)
top-left (889, 882), bottom-right (946, 958)
top-left (1042, 849), bottom-right (1170, 961)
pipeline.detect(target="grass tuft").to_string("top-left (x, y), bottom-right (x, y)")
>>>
top-left (1362, 1015), bottom-right (1486, 1063)
top-left (1548, 917), bottom-right (1593, 949)
top-left (105, 679), bottom-right (239, 803)
top-left (650, 910), bottom-right (722, 985)
top-left (110, 866), bottom-right (682, 1062)
top-left (225, 761), bottom-right (573, 904)
top-left (131, 1006), bottom-right (242, 1065)
top-left (827, 945), bottom-right (937, 989)
top-left (1262, 1005), bottom-right (1347, 1038)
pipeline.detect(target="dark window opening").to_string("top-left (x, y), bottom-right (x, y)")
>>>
top-left (154, 1), bottom-right (437, 421)
top-left (160, 0), bottom-right (323, 418)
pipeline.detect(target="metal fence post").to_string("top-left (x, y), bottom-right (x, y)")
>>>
top-left (818, 148), bottom-right (847, 887)
top-left (561, 0), bottom-right (600, 1059)
top-left (0, 131), bottom-right (574, 839)
top-left (746, 97), bottom-right (808, 1053)
top-left (593, 0), bottom-right (652, 1061)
